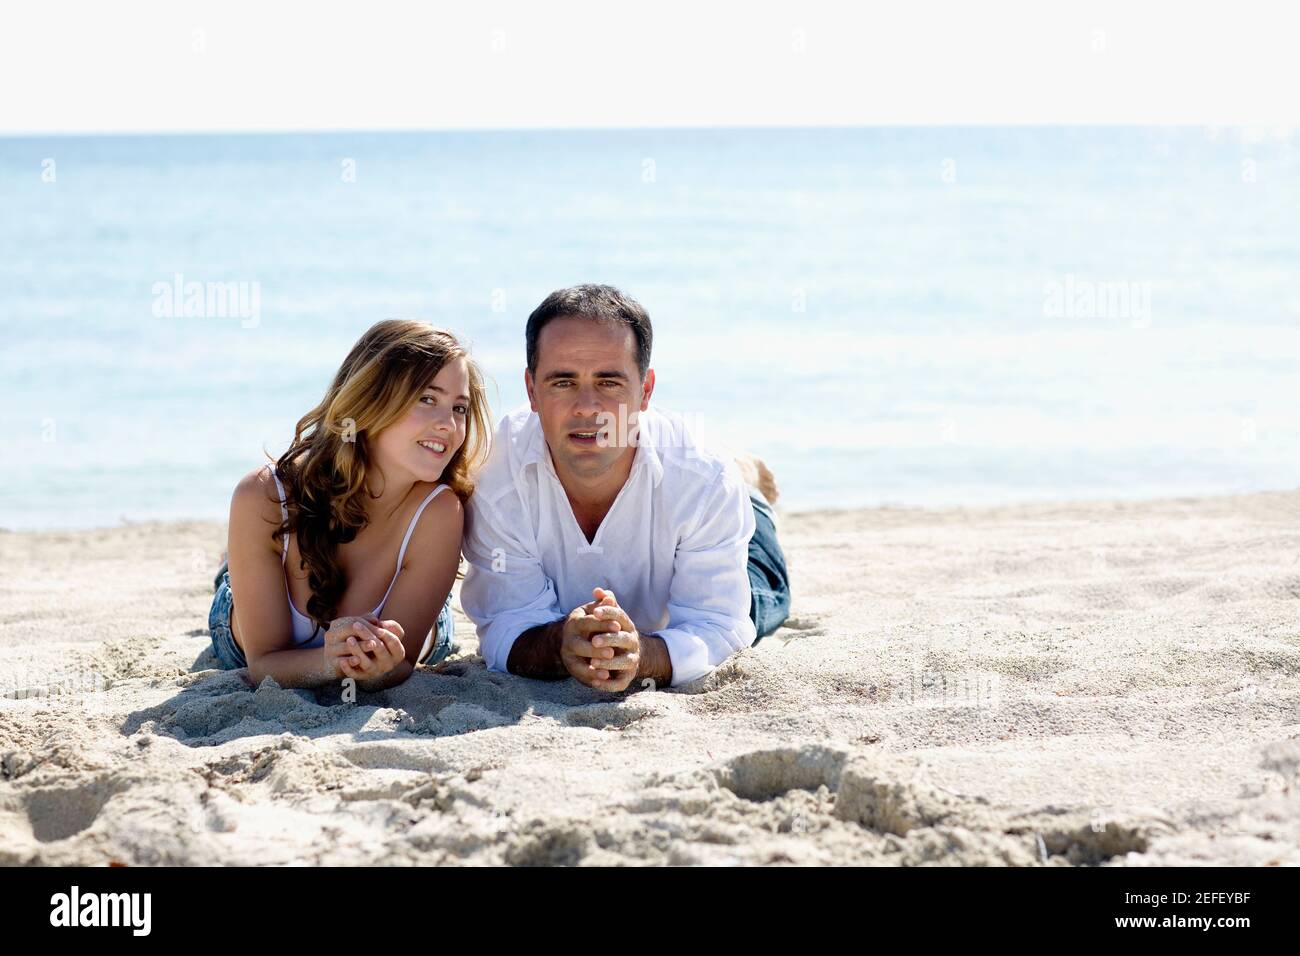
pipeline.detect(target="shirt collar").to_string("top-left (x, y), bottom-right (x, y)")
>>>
top-left (519, 410), bottom-right (550, 471)
top-left (633, 412), bottom-right (665, 487)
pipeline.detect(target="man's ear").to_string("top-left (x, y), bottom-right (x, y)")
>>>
top-left (639, 368), bottom-right (655, 411)
top-left (524, 368), bottom-right (538, 412)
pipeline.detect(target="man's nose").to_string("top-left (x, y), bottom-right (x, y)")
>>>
top-left (572, 385), bottom-right (604, 415)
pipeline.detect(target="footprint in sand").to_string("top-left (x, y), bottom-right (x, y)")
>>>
top-left (0, 771), bottom-right (130, 843)
top-left (774, 615), bottom-right (826, 643)
top-left (562, 700), bottom-right (654, 730)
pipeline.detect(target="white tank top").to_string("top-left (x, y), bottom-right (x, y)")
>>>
top-left (268, 463), bottom-right (449, 648)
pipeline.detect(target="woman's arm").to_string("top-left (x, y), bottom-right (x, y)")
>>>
top-left (225, 465), bottom-right (340, 689)
top-left (342, 488), bottom-right (464, 692)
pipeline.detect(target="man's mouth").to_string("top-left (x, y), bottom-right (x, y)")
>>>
top-left (568, 430), bottom-right (600, 446)
top-left (417, 439), bottom-right (449, 456)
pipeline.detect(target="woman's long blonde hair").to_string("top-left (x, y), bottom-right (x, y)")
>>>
top-left (271, 320), bottom-right (490, 631)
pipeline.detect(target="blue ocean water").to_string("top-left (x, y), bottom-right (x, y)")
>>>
top-left (2, 127), bottom-right (1298, 530)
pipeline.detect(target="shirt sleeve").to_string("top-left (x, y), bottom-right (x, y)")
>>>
top-left (654, 463), bottom-right (758, 687)
top-left (459, 488), bottom-right (564, 674)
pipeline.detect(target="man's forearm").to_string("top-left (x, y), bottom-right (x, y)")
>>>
top-left (637, 634), bottom-right (673, 687)
top-left (507, 620), bottom-right (568, 679)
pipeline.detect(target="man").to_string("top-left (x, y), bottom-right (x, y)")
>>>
top-left (460, 284), bottom-right (790, 690)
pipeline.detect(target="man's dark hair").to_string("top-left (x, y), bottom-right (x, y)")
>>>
top-left (526, 284), bottom-right (653, 379)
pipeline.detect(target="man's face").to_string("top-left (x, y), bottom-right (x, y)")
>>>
top-left (526, 315), bottom-right (654, 481)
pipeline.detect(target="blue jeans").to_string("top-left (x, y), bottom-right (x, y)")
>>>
top-left (747, 490), bottom-right (791, 641)
top-left (207, 564), bottom-right (456, 670)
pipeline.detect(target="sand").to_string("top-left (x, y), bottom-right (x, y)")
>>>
top-left (2, 491), bottom-right (1299, 866)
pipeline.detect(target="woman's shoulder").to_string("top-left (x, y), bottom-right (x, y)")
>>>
top-left (233, 461), bottom-right (279, 498)
top-left (230, 463), bottom-right (287, 529)
top-left (414, 481), bottom-right (463, 520)
top-left (405, 481), bottom-right (464, 541)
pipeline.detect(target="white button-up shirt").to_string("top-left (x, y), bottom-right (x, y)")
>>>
top-left (460, 405), bottom-right (756, 686)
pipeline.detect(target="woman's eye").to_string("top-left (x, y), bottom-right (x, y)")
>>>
top-left (419, 396), bottom-right (435, 405)
top-left (454, 404), bottom-right (468, 415)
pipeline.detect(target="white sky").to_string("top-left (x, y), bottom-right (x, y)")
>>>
top-left (2, 0), bottom-right (1298, 135)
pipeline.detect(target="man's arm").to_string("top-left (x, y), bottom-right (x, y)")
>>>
top-left (506, 619), bottom-right (567, 680)
top-left (510, 600), bottom-right (656, 687)
top-left (653, 463), bottom-right (758, 687)
top-left (460, 491), bottom-right (566, 674)
top-left (636, 634), bottom-right (673, 687)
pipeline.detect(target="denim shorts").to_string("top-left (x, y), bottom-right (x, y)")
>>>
top-left (746, 490), bottom-right (791, 641)
top-left (207, 564), bottom-right (456, 670)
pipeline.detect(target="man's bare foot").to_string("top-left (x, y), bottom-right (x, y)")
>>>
top-left (735, 454), bottom-right (780, 508)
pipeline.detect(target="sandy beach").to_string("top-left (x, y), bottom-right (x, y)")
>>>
top-left (2, 491), bottom-right (1299, 866)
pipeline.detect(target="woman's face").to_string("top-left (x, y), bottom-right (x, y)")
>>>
top-left (371, 357), bottom-right (470, 486)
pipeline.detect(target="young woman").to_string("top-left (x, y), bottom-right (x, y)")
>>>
top-left (207, 320), bottom-right (490, 690)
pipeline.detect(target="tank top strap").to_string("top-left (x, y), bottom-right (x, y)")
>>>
top-left (375, 484), bottom-right (451, 610)
top-left (268, 463), bottom-right (290, 567)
